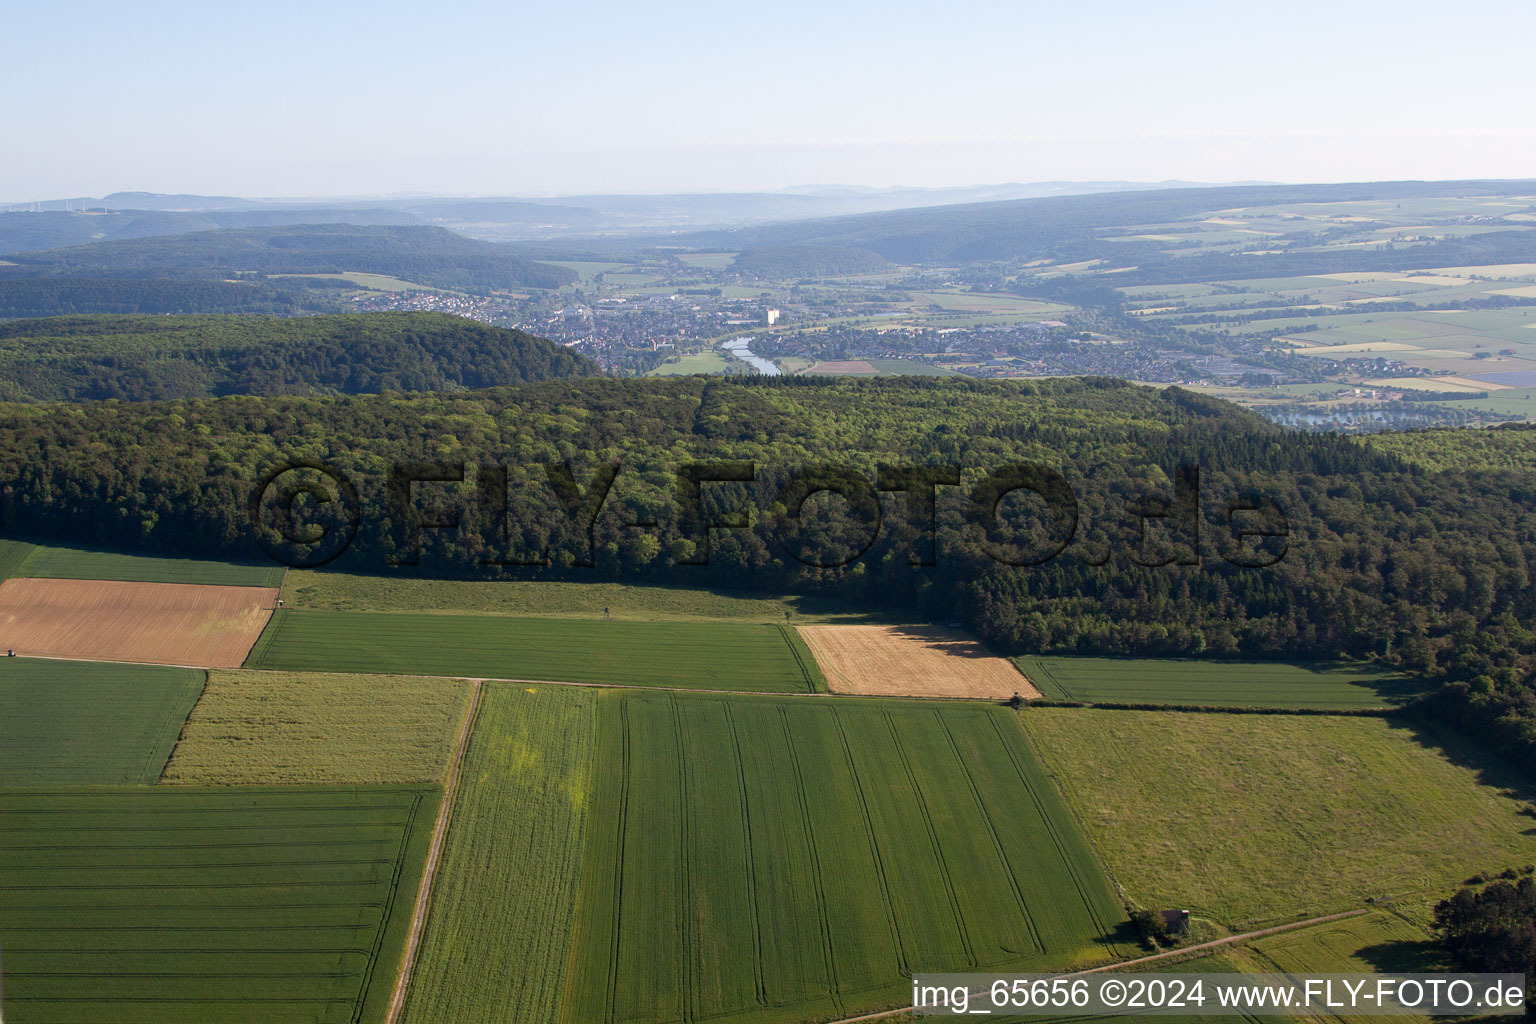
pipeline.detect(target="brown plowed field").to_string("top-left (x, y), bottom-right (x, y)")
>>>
top-left (797, 624), bottom-right (1039, 700)
top-left (0, 578), bottom-right (278, 668)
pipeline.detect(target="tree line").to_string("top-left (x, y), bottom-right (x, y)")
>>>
top-left (0, 312), bottom-right (595, 400)
top-left (0, 375), bottom-right (1531, 765)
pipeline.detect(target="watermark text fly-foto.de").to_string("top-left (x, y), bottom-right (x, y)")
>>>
top-left (251, 459), bottom-right (1290, 571)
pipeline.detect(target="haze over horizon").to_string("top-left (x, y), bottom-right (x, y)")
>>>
top-left (6, 0), bottom-right (1534, 201)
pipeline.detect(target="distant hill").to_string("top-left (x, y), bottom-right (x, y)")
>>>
top-left (668, 179), bottom-right (1536, 265)
top-left (731, 245), bottom-right (889, 278)
top-left (3, 182), bottom-right (1276, 244)
top-left (0, 312), bottom-right (596, 401)
top-left (0, 224), bottom-right (578, 291)
top-left (0, 208), bottom-right (422, 255)
top-left (0, 277), bottom-right (343, 318)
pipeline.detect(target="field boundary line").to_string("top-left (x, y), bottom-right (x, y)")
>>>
top-left (1068, 908), bottom-right (1371, 973)
top-left (228, 666), bottom-right (1032, 703)
top-left (819, 909), bottom-right (1372, 1024)
top-left (4, 652), bottom-right (225, 671)
top-left (385, 677), bottom-right (483, 1024)
top-left (778, 623), bottom-right (823, 693)
top-left (149, 668), bottom-right (209, 784)
top-left (359, 790), bottom-right (427, 1022)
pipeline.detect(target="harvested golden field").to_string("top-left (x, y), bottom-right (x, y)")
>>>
top-left (0, 578), bottom-right (277, 668)
top-left (797, 624), bottom-right (1037, 699)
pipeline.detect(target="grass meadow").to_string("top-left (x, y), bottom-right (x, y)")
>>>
top-left (281, 570), bottom-right (878, 623)
top-left (646, 349), bottom-right (738, 375)
top-left (247, 610), bottom-right (827, 692)
top-left (1243, 911), bottom-right (1446, 1023)
top-left (162, 669), bottom-right (472, 784)
top-left (1020, 710), bottom-right (1536, 928)
top-left (0, 658), bottom-right (204, 784)
top-left (403, 684), bottom-right (598, 1024)
top-left (15, 540), bottom-right (285, 587)
top-left (1016, 655), bottom-right (1420, 709)
top-left (563, 692), bottom-right (1126, 1024)
top-left (0, 786), bottom-right (438, 1024)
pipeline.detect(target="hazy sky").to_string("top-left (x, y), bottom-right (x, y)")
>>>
top-left (5, 0), bottom-right (1534, 200)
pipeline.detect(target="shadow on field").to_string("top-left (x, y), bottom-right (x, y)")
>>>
top-left (1356, 937), bottom-right (1450, 974)
top-left (1097, 919), bottom-right (1143, 953)
top-left (1384, 714), bottom-right (1536, 805)
top-left (887, 624), bottom-right (1001, 658)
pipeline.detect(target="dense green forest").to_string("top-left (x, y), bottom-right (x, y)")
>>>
top-left (730, 245), bottom-right (889, 278)
top-left (0, 376), bottom-right (1531, 760)
top-left (0, 313), bottom-right (596, 400)
top-left (0, 224), bottom-right (578, 291)
top-left (0, 277), bottom-right (343, 317)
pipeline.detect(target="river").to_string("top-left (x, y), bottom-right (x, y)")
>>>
top-left (719, 336), bottom-right (780, 376)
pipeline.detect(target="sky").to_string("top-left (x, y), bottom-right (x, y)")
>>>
top-left (4, 0), bottom-right (1535, 201)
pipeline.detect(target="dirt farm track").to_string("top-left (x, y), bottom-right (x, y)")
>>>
top-left (0, 577), bottom-right (279, 668)
top-left (797, 624), bottom-right (1039, 700)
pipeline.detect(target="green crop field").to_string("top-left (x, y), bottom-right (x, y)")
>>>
top-left (1016, 656), bottom-right (1420, 709)
top-left (246, 610), bottom-right (826, 692)
top-left (564, 692), bottom-right (1127, 1024)
top-left (403, 684), bottom-right (598, 1024)
top-left (16, 541), bottom-right (285, 587)
top-left (646, 349), bottom-right (737, 375)
top-left (0, 658), bottom-right (204, 784)
top-left (1020, 710), bottom-right (1536, 929)
top-left (0, 785), bottom-right (438, 1024)
top-left (281, 571), bottom-right (878, 623)
top-left (0, 538), bottom-right (35, 578)
top-left (162, 670), bottom-right (472, 785)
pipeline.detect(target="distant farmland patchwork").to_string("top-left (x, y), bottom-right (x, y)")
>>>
top-left (247, 610), bottom-right (825, 692)
top-left (1016, 655), bottom-right (1420, 709)
top-left (0, 786), bottom-right (439, 1024)
top-left (564, 692), bottom-right (1125, 1024)
top-left (0, 534), bottom-right (1512, 1022)
top-left (0, 657), bottom-right (204, 784)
